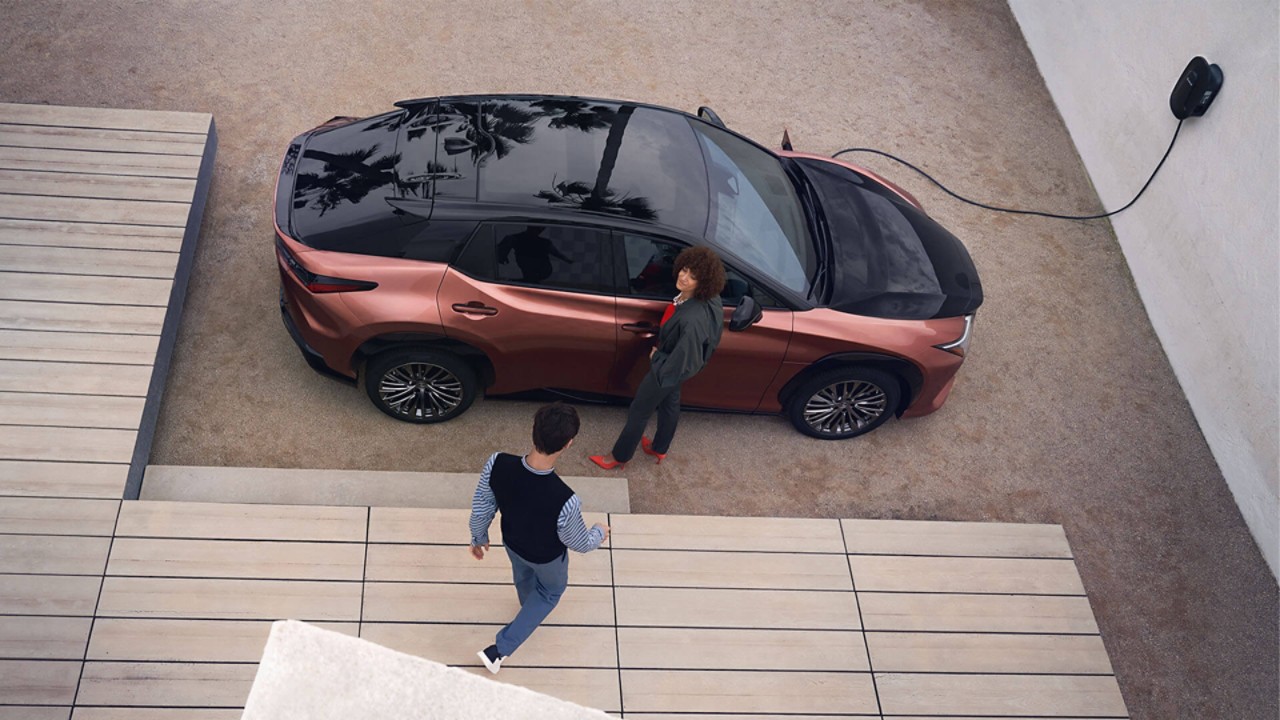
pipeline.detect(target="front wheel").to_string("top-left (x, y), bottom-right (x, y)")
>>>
top-left (787, 367), bottom-right (900, 439)
top-left (364, 349), bottom-right (477, 423)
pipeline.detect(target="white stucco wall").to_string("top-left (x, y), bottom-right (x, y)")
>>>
top-left (1009, 0), bottom-right (1279, 578)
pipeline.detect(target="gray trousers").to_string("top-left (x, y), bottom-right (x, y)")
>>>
top-left (611, 370), bottom-right (681, 462)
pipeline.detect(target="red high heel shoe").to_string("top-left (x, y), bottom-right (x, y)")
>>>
top-left (589, 455), bottom-right (626, 470)
top-left (640, 436), bottom-right (667, 464)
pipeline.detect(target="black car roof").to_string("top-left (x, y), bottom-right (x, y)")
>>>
top-left (389, 94), bottom-right (713, 239)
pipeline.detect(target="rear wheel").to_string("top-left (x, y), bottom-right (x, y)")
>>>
top-left (364, 349), bottom-right (477, 423)
top-left (787, 367), bottom-right (900, 439)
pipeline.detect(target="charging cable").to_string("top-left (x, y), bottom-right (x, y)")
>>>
top-left (832, 119), bottom-right (1183, 221)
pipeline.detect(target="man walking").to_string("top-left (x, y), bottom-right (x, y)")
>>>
top-left (469, 402), bottom-right (610, 674)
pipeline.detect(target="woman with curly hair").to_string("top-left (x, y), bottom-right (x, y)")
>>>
top-left (591, 246), bottom-right (727, 469)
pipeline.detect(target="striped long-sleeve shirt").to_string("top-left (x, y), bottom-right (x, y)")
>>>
top-left (469, 452), bottom-right (604, 553)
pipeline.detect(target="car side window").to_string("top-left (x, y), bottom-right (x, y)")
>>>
top-left (455, 222), bottom-right (612, 293)
top-left (619, 233), bottom-right (780, 307)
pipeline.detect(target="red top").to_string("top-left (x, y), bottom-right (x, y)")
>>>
top-left (660, 302), bottom-right (676, 327)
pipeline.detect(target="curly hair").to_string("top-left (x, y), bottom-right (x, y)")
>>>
top-left (673, 246), bottom-right (726, 301)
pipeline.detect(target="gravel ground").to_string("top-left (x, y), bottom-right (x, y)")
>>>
top-left (2, 2), bottom-right (1275, 717)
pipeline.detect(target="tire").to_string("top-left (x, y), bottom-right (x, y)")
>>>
top-left (787, 366), bottom-right (900, 440)
top-left (364, 349), bottom-right (478, 424)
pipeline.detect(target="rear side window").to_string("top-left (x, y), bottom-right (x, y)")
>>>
top-left (454, 223), bottom-right (612, 293)
top-left (301, 216), bottom-right (478, 263)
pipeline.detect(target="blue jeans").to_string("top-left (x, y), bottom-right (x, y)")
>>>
top-left (495, 546), bottom-right (569, 657)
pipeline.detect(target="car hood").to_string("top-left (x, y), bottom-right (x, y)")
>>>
top-left (795, 157), bottom-right (982, 320)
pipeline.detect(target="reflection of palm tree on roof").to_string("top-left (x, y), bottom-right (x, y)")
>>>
top-left (535, 105), bottom-right (654, 220)
top-left (437, 101), bottom-right (538, 164)
top-left (536, 179), bottom-right (656, 221)
top-left (530, 99), bottom-right (618, 132)
top-left (293, 146), bottom-right (400, 216)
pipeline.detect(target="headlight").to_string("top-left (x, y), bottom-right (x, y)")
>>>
top-left (935, 314), bottom-right (974, 357)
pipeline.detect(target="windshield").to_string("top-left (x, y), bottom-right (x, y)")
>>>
top-left (691, 122), bottom-right (813, 296)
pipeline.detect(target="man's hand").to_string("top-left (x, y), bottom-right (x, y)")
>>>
top-left (594, 523), bottom-right (611, 543)
top-left (470, 543), bottom-right (489, 560)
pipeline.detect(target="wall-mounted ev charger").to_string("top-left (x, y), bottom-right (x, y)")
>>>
top-left (1170, 56), bottom-right (1224, 119)
top-left (830, 56), bottom-right (1226, 220)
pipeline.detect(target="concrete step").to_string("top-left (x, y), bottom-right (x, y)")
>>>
top-left (141, 464), bottom-right (630, 514)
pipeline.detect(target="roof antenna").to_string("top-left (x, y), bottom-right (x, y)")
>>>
top-left (781, 128), bottom-right (793, 152)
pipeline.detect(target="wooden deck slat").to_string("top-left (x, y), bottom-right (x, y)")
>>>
top-left (71, 709), bottom-right (241, 720)
top-left (96, 577), bottom-right (362, 621)
top-left (0, 193), bottom-right (192, 227)
top-left (0, 660), bottom-right (82, 705)
top-left (617, 627), bottom-right (869, 671)
top-left (0, 103), bottom-right (211, 134)
top-left (0, 573), bottom-right (102, 615)
top-left (0, 708), bottom-right (70, 720)
top-left (106, 538), bottom-right (366, 581)
top-left (0, 271), bottom-right (172, 306)
top-left (0, 218), bottom-right (183, 251)
top-left (612, 549), bottom-right (853, 591)
top-left (876, 673), bottom-right (1128, 717)
top-left (621, 670), bottom-right (879, 714)
top-left (0, 329), bottom-right (159, 364)
top-left (0, 460), bottom-right (128, 498)
top-left (0, 145), bottom-right (201, 177)
top-left (867, 632), bottom-right (1114, 674)
top-left (361, 582), bottom-right (615, 626)
top-left (614, 587), bottom-right (861, 630)
top-left (461, 666), bottom-right (622, 713)
top-left (0, 425), bottom-right (140, 464)
top-left (0, 534), bottom-right (111, 574)
top-left (0, 171), bottom-right (197, 204)
top-left (0, 125), bottom-right (207, 156)
top-left (360, 623), bottom-right (617, 668)
top-left (849, 556), bottom-right (1087, 595)
top-left (0, 615), bottom-right (94, 659)
top-left (0, 300), bottom-right (166, 334)
top-left (117, 501), bottom-right (367, 542)
top-left (0, 496), bottom-right (119, 534)
top-left (842, 518), bottom-right (1072, 558)
top-left (858, 592), bottom-right (1102, 633)
top-left (364, 543), bottom-right (613, 586)
top-left (609, 514), bottom-right (845, 553)
top-left (77, 662), bottom-right (257, 707)
top-left (86, 619), bottom-right (357, 662)
top-left (367, 507), bottom-right (609, 545)
top-left (0, 359), bottom-right (154, 397)
top-left (367, 506), bottom-right (481, 543)
top-left (0, 391), bottom-right (145, 429)
top-left (0, 244), bottom-right (181, 278)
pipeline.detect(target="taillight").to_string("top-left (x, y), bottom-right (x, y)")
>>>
top-left (276, 236), bottom-right (377, 294)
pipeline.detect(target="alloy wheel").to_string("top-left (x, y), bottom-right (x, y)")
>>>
top-left (803, 379), bottom-right (888, 437)
top-left (378, 362), bottom-right (465, 420)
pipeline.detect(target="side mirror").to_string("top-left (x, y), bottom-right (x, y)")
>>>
top-left (697, 106), bottom-right (726, 129)
top-left (728, 295), bottom-right (763, 332)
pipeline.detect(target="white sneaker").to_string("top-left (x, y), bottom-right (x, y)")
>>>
top-left (478, 644), bottom-right (505, 674)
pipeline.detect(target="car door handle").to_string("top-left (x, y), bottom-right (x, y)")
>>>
top-left (452, 302), bottom-right (498, 317)
top-left (622, 322), bottom-right (657, 336)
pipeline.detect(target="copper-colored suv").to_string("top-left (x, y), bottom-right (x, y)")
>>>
top-left (274, 95), bottom-right (982, 439)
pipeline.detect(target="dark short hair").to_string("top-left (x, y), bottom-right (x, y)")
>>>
top-left (674, 246), bottom-right (727, 301)
top-left (532, 402), bottom-right (580, 453)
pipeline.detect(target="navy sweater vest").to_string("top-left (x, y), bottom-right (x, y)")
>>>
top-left (489, 453), bottom-right (574, 564)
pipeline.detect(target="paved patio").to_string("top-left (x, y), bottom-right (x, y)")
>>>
top-left (2, 498), bottom-right (1128, 718)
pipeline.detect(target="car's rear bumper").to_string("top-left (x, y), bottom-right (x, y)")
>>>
top-left (280, 289), bottom-right (356, 386)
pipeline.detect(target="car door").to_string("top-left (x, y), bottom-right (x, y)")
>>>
top-left (439, 222), bottom-right (617, 395)
top-left (611, 232), bottom-right (793, 411)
